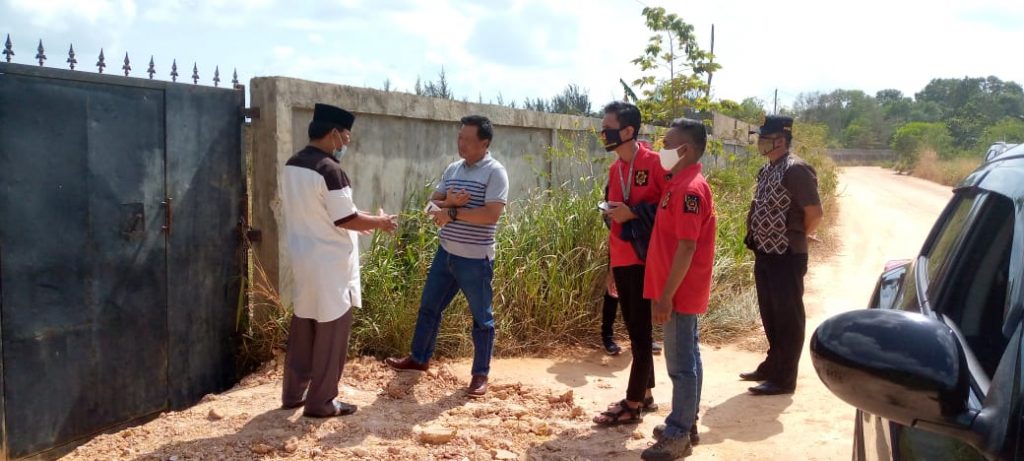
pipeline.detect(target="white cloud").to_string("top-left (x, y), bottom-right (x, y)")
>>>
top-left (271, 46), bottom-right (295, 60)
top-left (141, 0), bottom-right (274, 27)
top-left (7, 0), bottom-right (1024, 112)
top-left (9, 0), bottom-right (137, 29)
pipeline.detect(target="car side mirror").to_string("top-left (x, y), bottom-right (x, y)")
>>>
top-left (811, 309), bottom-right (973, 428)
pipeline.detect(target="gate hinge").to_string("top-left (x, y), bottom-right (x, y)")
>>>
top-left (242, 107), bottom-right (260, 120)
top-left (246, 229), bottom-right (262, 243)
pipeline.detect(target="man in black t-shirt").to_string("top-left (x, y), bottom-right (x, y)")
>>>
top-left (741, 115), bottom-right (823, 396)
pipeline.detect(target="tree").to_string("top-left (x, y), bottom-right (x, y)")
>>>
top-left (793, 89), bottom-right (898, 148)
top-left (976, 116), bottom-right (1024, 149)
top-left (425, 67), bottom-right (454, 100)
top-left (717, 97), bottom-right (765, 124)
top-left (415, 68), bottom-right (454, 100)
top-left (890, 122), bottom-right (954, 170)
top-left (875, 89), bottom-right (904, 105)
top-left (524, 98), bottom-right (545, 112)
top-left (915, 76), bottom-right (1024, 148)
top-left (630, 7), bottom-right (720, 124)
top-left (549, 84), bottom-right (592, 116)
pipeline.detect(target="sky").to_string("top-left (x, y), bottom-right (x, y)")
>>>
top-left (2, 0), bottom-right (1023, 111)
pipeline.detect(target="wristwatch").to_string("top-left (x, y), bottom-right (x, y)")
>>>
top-left (448, 207), bottom-right (458, 221)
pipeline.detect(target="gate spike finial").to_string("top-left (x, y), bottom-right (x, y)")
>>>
top-left (122, 52), bottom-right (131, 76)
top-left (213, 66), bottom-right (220, 87)
top-left (232, 68), bottom-right (239, 86)
top-left (191, 62), bottom-right (199, 85)
top-left (170, 59), bottom-right (178, 82)
top-left (147, 56), bottom-right (155, 79)
top-left (3, 34), bottom-right (13, 62)
top-left (67, 44), bottom-right (77, 69)
top-left (35, 39), bottom-right (46, 66)
top-left (96, 48), bottom-right (106, 73)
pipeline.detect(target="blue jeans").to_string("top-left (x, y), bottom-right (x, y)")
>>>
top-left (662, 311), bottom-right (703, 439)
top-left (410, 246), bottom-right (496, 376)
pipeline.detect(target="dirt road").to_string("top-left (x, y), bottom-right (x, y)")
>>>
top-left (65, 167), bottom-right (952, 460)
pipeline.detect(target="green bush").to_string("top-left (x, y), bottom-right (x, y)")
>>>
top-left (890, 122), bottom-right (955, 171)
top-left (975, 117), bottom-right (1024, 151)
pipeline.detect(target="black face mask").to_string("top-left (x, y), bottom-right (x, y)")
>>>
top-left (602, 127), bottom-right (633, 152)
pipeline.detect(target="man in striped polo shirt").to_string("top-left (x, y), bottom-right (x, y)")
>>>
top-left (386, 115), bottom-right (509, 398)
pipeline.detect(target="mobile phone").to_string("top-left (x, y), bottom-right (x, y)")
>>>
top-left (424, 201), bottom-right (442, 213)
top-left (597, 201), bottom-right (612, 212)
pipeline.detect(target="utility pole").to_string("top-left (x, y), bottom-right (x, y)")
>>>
top-left (706, 24), bottom-right (715, 98)
top-left (773, 89), bottom-right (778, 114)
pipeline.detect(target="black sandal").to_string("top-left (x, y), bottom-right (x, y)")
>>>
top-left (593, 399), bottom-right (643, 426)
top-left (303, 400), bottom-right (357, 418)
top-left (607, 396), bottom-right (658, 412)
top-left (642, 396), bottom-right (659, 412)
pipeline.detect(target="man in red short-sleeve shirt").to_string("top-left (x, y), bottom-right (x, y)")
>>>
top-left (641, 118), bottom-right (716, 461)
top-left (592, 102), bottom-right (669, 427)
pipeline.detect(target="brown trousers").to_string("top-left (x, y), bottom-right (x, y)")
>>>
top-left (282, 309), bottom-right (354, 416)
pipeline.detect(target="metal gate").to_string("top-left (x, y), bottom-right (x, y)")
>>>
top-left (0, 61), bottom-right (244, 459)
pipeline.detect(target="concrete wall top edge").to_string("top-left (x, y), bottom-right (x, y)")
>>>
top-left (251, 76), bottom-right (604, 132)
top-left (250, 76), bottom-right (755, 139)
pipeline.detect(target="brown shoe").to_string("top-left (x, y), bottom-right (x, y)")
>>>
top-left (385, 356), bottom-right (429, 372)
top-left (467, 375), bottom-right (488, 398)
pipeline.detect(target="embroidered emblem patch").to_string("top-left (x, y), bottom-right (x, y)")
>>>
top-left (660, 191), bottom-right (672, 209)
top-left (634, 170), bottom-right (649, 187)
top-left (684, 194), bottom-right (699, 214)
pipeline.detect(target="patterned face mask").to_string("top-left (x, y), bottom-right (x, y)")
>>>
top-left (758, 138), bottom-right (779, 155)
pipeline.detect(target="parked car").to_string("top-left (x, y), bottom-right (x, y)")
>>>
top-left (810, 143), bottom-right (1024, 460)
top-left (985, 142), bottom-right (1019, 163)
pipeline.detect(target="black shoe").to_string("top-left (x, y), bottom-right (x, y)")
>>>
top-left (739, 371), bottom-right (767, 381)
top-left (642, 434), bottom-right (692, 460)
top-left (603, 338), bottom-right (622, 355)
top-left (748, 381), bottom-right (795, 396)
top-left (653, 423), bottom-right (699, 445)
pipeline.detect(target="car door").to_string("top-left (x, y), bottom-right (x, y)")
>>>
top-left (881, 189), bottom-right (1020, 460)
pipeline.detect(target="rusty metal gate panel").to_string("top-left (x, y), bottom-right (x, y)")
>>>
top-left (0, 62), bottom-right (243, 459)
top-left (164, 83), bottom-right (244, 409)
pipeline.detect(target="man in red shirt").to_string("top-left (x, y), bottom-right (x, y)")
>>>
top-left (593, 102), bottom-right (669, 426)
top-left (641, 118), bottom-right (716, 461)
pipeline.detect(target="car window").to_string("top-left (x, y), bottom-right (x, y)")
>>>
top-left (924, 192), bottom-right (979, 288)
top-left (931, 192), bottom-right (1015, 378)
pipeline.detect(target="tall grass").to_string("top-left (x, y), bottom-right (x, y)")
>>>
top-left (354, 136), bottom-right (610, 357)
top-left (910, 149), bottom-right (978, 186)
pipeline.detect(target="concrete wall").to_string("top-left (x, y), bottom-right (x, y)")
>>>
top-left (827, 148), bottom-right (895, 165)
top-left (249, 77), bottom-right (614, 298)
top-left (249, 76), bottom-right (757, 298)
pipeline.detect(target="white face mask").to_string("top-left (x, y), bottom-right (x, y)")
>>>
top-left (659, 146), bottom-right (682, 171)
top-left (333, 144), bottom-right (348, 161)
top-left (332, 130), bottom-right (349, 161)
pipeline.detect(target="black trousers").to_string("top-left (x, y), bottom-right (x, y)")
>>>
top-left (753, 252), bottom-right (808, 389)
top-left (282, 310), bottom-right (354, 416)
top-left (601, 292), bottom-right (622, 340)
top-left (613, 265), bottom-right (656, 402)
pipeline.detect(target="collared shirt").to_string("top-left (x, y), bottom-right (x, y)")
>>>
top-left (644, 163), bottom-right (716, 314)
top-left (607, 143), bottom-right (669, 267)
top-left (281, 146), bottom-right (362, 322)
top-left (747, 153), bottom-right (820, 255)
top-left (436, 152), bottom-right (509, 260)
